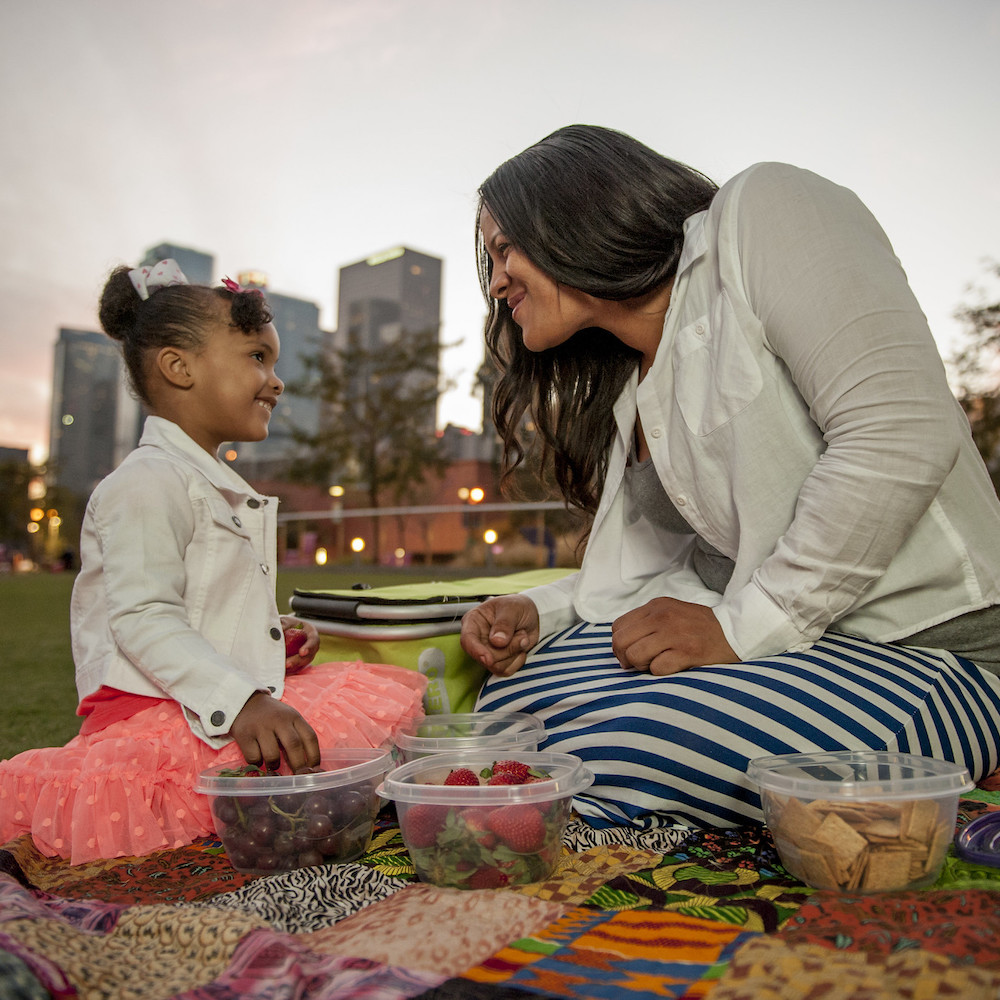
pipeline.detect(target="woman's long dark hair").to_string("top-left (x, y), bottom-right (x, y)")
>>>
top-left (476, 124), bottom-right (717, 519)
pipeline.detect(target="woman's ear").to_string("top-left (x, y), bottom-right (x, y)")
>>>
top-left (155, 346), bottom-right (194, 389)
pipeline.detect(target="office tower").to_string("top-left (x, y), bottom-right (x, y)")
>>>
top-left (227, 277), bottom-right (323, 479)
top-left (48, 328), bottom-right (121, 501)
top-left (141, 243), bottom-right (214, 285)
top-left (335, 247), bottom-right (443, 434)
top-left (113, 243), bottom-right (217, 464)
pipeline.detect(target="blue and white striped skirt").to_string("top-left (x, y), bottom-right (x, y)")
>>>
top-left (475, 622), bottom-right (1000, 830)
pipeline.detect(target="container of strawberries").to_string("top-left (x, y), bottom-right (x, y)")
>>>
top-left (379, 750), bottom-right (594, 889)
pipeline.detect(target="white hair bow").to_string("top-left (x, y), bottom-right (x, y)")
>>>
top-left (128, 259), bottom-right (189, 300)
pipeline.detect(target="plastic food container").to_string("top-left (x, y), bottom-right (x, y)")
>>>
top-left (379, 750), bottom-right (594, 889)
top-left (195, 748), bottom-right (393, 874)
top-left (393, 711), bottom-right (545, 763)
top-left (749, 750), bottom-right (974, 892)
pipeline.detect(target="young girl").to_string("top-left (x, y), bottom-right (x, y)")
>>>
top-left (0, 260), bottom-right (426, 864)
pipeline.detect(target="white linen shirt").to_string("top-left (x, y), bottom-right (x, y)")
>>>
top-left (523, 162), bottom-right (1000, 660)
top-left (72, 416), bottom-right (287, 747)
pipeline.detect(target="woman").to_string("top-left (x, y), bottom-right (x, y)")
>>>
top-left (461, 124), bottom-right (1000, 831)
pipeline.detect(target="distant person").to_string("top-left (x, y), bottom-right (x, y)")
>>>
top-left (462, 125), bottom-right (1000, 830)
top-left (0, 261), bottom-right (425, 864)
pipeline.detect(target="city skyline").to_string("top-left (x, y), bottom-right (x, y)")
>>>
top-left (2, 0), bottom-right (999, 463)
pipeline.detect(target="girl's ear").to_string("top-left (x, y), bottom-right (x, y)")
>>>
top-left (155, 346), bottom-right (194, 389)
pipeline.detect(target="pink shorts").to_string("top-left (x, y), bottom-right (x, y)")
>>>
top-left (0, 661), bottom-right (426, 865)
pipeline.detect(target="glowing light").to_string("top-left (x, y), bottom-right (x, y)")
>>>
top-left (27, 523), bottom-right (39, 534)
top-left (314, 547), bottom-right (328, 566)
top-left (483, 529), bottom-right (498, 545)
top-left (469, 487), bottom-right (485, 504)
top-left (457, 487), bottom-right (469, 500)
top-left (350, 537), bottom-right (365, 553)
top-left (224, 449), bottom-right (238, 462)
top-left (394, 547), bottom-right (406, 559)
top-left (328, 485), bottom-right (345, 498)
top-left (61, 414), bottom-right (74, 426)
top-left (30, 508), bottom-right (44, 522)
top-left (50, 516), bottom-right (62, 528)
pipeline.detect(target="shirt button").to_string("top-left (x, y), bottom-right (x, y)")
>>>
top-left (695, 323), bottom-right (706, 336)
top-left (268, 685), bottom-right (276, 693)
top-left (231, 515), bottom-right (242, 528)
top-left (246, 498), bottom-right (261, 509)
top-left (210, 710), bottom-right (226, 727)
top-left (676, 495), bottom-right (687, 506)
top-left (260, 563), bottom-right (269, 575)
top-left (270, 627), bottom-right (282, 640)
top-left (650, 427), bottom-right (662, 439)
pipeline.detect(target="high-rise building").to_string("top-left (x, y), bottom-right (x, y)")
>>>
top-left (113, 244), bottom-right (218, 464)
top-left (226, 277), bottom-right (324, 480)
top-left (141, 243), bottom-right (213, 285)
top-left (335, 246), bottom-right (443, 434)
top-left (49, 328), bottom-right (121, 501)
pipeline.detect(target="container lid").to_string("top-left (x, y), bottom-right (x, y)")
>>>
top-left (393, 712), bottom-right (544, 753)
top-left (194, 747), bottom-right (393, 797)
top-left (748, 750), bottom-right (974, 800)
top-left (954, 812), bottom-right (1000, 869)
top-left (379, 749), bottom-right (594, 805)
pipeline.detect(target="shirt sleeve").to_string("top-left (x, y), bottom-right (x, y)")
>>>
top-left (86, 458), bottom-right (262, 732)
top-left (712, 163), bottom-right (962, 658)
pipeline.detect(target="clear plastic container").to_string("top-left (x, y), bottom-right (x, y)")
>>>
top-left (195, 747), bottom-right (393, 874)
top-left (393, 711), bottom-right (545, 762)
top-left (379, 749), bottom-right (593, 889)
top-left (749, 750), bottom-right (974, 891)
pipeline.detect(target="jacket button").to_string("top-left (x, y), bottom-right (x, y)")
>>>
top-left (270, 627), bottom-right (282, 640)
top-left (210, 710), bottom-right (226, 726)
top-left (231, 515), bottom-right (242, 528)
top-left (268, 685), bottom-right (276, 693)
top-left (246, 498), bottom-right (261, 509)
top-left (260, 563), bottom-right (269, 575)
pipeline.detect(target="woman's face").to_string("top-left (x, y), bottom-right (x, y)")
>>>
top-left (480, 207), bottom-right (597, 353)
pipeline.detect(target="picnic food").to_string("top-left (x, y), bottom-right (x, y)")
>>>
top-left (195, 748), bottom-right (393, 874)
top-left (284, 626), bottom-right (308, 657)
top-left (381, 750), bottom-right (594, 890)
top-left (749, 750), bottom-right (974, 892)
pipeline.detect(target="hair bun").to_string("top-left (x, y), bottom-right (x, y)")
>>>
top-left (98, 265), bottom-right (143, 342)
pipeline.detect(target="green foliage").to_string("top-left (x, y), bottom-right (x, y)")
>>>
top-left (286, 328), bottom-right (456, 562)
top-left (948, 260), bottom-right (1000, 491)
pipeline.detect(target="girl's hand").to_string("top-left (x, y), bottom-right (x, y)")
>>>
top-left (460, 594), bottom-right (539, 677)
top-left (611, 597), bottom-right (738, 674)
top-left (229, 691), bottom-right (321, 773)
top-left (280, 616), bottom-right (319, 674)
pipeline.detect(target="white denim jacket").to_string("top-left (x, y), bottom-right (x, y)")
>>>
top-left (523, 162), bottom-right (1000, 660)
top-left (72, 416), bottom-right (286, 747)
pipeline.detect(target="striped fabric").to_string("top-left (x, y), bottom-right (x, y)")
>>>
top-left (475, 623), bottom-right (1000, 830)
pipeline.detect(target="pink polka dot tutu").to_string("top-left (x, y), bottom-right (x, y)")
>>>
top-left (0, 661), bottom-right (426, 864)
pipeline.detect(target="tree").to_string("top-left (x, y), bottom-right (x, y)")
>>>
top-left (948, 260), bottom-right (1000, 493)
top-left (287, 327), bottom-right (455, 563)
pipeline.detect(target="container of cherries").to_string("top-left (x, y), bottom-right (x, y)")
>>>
top-left (195, 748), bottom-right (393, 874)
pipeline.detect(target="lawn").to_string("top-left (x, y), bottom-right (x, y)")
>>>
top-left (0, 564), bottom-right (480, 761)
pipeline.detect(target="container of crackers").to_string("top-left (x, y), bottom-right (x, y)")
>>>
top-left (749, 751), bottom-right (974, 892)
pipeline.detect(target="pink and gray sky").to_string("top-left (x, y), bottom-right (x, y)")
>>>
top-left (2, 0), bottom-right (998, 463)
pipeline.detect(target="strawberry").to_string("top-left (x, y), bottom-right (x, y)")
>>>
top-left (401, 804), bottom-right (449, 848)
top-left (486, 804), bottom-right (548, 854)
top-left (444, 767), bottom-right (480, 787)
top-left (284, 627), bottom-right (308, 657)
top-left (468, 866), bottom-right (510, 889)
top-left (460, 807), bottom-right (498, 849)
top-left (491, 760), bottom-right (532, 783)
top-left (486, 772), bottom-right (522, 786)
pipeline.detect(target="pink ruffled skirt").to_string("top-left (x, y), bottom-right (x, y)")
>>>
top-left (0, 661), bottom-right (426, 865)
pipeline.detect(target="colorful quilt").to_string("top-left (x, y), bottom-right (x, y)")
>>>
top-left (2, 794), bottom-right (999, 999)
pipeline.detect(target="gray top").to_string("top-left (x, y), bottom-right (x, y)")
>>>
top-left (625, 454), bottom-right (1000, 675)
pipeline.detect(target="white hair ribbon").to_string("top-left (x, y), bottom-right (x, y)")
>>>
top-left (128, 259), bottom-right (189, 300)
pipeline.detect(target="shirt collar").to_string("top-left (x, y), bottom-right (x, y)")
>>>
top-left (138, 416), bottom-right (264, 498)
top-left (676, 210), bottom-right (708, 277)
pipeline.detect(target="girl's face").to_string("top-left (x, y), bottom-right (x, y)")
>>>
top-left (180, 314), bottom-right (283, 455)
top-left (480, 207), bottom-right (597, 352)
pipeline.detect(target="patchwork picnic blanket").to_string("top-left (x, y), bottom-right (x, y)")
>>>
top-left (2, 791), bottom-right (1000, 999)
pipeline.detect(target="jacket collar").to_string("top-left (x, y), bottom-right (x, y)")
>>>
top-left (138, 416), bottom-right (264, 499)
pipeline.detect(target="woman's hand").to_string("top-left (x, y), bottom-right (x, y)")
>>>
top-left (611, 597), bottom-right (738, 674)
top-left (280, 616), bottom-right (319, 675)
top-left (461, 594), bottom-right (540, 677)
top-left (229, 691), bottom-right (321, 773)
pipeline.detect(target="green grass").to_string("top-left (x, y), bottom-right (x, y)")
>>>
top-left (0, 563), bottom-right (488, 761)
